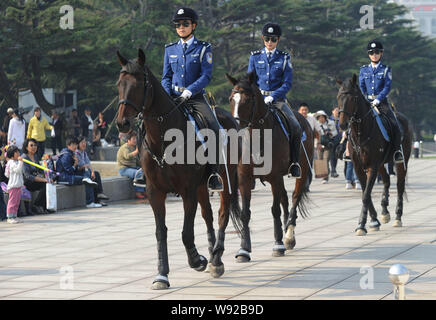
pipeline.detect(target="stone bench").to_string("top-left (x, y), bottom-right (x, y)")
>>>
top-left (55, 176), bottom-right (136, 210)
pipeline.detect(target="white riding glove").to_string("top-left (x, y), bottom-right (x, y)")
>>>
top-left (180, 89), bottom-right (192, 100)
top-left (264, 96), bottom-right (274, 105)
top-left (372, 98), bottom-right (380, 106)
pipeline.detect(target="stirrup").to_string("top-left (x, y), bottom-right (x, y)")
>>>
top-left (207, 173), bottom-right (224, 192)
top-left (287, 162), bottom-right (302, 179)
top-left (393, 150), bottom-right (404, 164)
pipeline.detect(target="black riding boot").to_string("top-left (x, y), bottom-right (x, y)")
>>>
top-left (381, 103), bottom-right (404, 163)
top-left (275, 101), bottom-right (302, 178)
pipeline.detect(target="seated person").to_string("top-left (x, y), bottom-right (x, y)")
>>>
top-left (22, 138), bottom-right (53, 214)
top-left (117, 131), bottom-right (146, 199)
top-left (76, 136), bottom-right (109, 206)
top-left (56, 136), bottom-right (102, 208)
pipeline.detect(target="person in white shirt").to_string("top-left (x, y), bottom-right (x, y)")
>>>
top-left (315, 110), bottom-right (338, 184)
top-left (4, 146), bottom-right (24, 224)
top-left (7, 109), bottom-right (26, 151)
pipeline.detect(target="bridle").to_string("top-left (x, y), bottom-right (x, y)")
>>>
top-left (231, 88), bottom-right (271, 129)
top-left (117, 66), bottom-right (183, 168)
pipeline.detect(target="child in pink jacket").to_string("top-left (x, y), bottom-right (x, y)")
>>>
top-left (5, 146), bottom-right (24, 224)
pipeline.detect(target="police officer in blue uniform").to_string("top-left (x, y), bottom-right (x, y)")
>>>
top-left (248, 23), bottom-right (302, 177)
top-left (359, 40), bottom-right (404, 163)
top-left (162, 7), bottom-right (224, 191)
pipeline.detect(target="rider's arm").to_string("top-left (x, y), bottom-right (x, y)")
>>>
top-left (358, 67), bottom-right (367, 96)
top-left (185, 44), bottom-right (212, 96)
top-left (247, 54), bottom-right (255, 74)
top-left (271, 55), bottom-right (292, 101)
top-left (161, 48), bottom-right (173, 95)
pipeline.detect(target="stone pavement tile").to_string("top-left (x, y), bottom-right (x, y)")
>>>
top-left (343, 266), bottom-right (422, 284)
top-left (76, 291), bottom-right (159, 300)
top-left (281, 268), bottom-right (357, 282)
top-left (163, 281), bottom-right (257, 297)
top-left (230, 295), bottom-right (305, 300)
top-left (153, 293), bottom-right (231, 300)
top-left (44, 282), bottom-right (117, 292)
top-left (74, 275), bottom-right (135, 284)
top-left (0, 288), bottom-right (32, 298)
top-left (7, 289), bottom-right (93, 299)
top-left (0, 280), bottom-right (53, 290)
top-left (306, 281), bottom-right (393, 300)
top-left (232, 279), bottom-right (331, 297)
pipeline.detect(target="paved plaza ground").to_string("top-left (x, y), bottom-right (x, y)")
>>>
top-left (0, 158), bottom-right (435, 300)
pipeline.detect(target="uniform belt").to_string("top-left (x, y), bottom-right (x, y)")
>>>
top-left (174, 86), bottom-right (185, 93)
top-left (367, 95), bottom-right (376, 100)
top-left (260, 90), bottom-right (273, 96)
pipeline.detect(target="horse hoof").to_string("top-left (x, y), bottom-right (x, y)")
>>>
top-left (284, 237), bottom-right (296, 250)
top-left (151, 281), bottom-right (170, 290)
top-left (393, 220), bottom-right (402, 227)
top-left (272, 250), bottom-right (285, 257)
top-left (380, 214), bottom-right (391, 224)
top-left (236, 255), bottom-right (250, 263)
top-left (193, 256), bottom-right (208, 272)
top-left (355, 229), bottom-right (367, 236)
top-left (210, 264), bottom-right (225, 278)
top-left (369, 226), bottom-right (380, 231)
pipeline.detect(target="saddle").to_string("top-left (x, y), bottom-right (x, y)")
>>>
top-left (376, 111), bottom-right (404, 143)
top-left (272, 107), bottom-right (291, 141)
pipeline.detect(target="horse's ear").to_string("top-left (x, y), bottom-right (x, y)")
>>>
top-left (225, 73), bottom-right (238, 86)
top-left (117, 51), bottom-right (128, 66)
top-left (352, 74), bottom-right (357, 84)
top-left (138, 48), bottom-right (146, 67)
top-left (335, 77), bottom-right (343, 86)
top-left (248, 71), bottom-right (256, 84)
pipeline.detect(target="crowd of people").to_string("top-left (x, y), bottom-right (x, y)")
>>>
top-left (0, 106), bottom-right (128, 225)
top-left (297, 102), bottom-right (362, 190)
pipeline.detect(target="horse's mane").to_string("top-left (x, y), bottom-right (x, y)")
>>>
top-left (238, 74), bottom-right (255, 94)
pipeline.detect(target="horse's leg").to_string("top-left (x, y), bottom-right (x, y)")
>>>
top-left (379, 165), bottom-right (391, 224)
top-left (181, 190), bottom-right (208, 273)
top-left (284, 180), bottom-right (297, 251)
top-left (209, 179), bottom-right (233, 279)
top-left (271, 178), bottom-right (286, 256)
top-left (197, 184), bottom-right (215, 272)
top-left (149, 188), bottom-right (171, 290)
top-left (235, 170), bottom-right (252, 263)
top-left (355, 167), bottom-right (378, 236)
top-left (393, 162), bottom-right (407, 227)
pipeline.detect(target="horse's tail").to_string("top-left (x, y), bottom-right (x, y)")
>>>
top-left (294, 178), bottom-right (311, 219)
top-left (229, 170), bottom-right (244, 237)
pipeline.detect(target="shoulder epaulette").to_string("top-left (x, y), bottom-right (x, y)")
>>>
top-left (277, 50), bottom-right (290, 56)
top-left (251, 50), bottom-right (261, 55)
top-left (165, 42), bottom-right (177, 48)
top-left (197, 40), bottom-right (211, 48)
top-left (360, 64), bottom-right (367, 68)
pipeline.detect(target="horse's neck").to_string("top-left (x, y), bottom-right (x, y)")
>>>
top-left (351, 96), bottom-right (372, 140)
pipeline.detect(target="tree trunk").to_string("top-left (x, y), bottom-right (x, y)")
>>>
top-left (0, 62), bottom-right (19, 107)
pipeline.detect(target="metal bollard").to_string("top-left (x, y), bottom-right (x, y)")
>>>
top-left (388, 264), bottom-right (409, 300)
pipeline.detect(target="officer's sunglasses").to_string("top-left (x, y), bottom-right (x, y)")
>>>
top-left (174, 21), bottom-right (191, 28)
top-left (368, 49), bottom-right (382, 55)
top-left (264, 36), bottom-right (278, 43)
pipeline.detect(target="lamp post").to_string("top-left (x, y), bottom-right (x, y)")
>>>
top-left (388, 264), bottom-right (409, 300)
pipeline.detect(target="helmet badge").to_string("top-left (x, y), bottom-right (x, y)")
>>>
top-left (371, 43), bottom-right (376, 48)
top-left (178, 9), bottom-right (184, 15)
top-left (268, 27), bottom-right (274, 33)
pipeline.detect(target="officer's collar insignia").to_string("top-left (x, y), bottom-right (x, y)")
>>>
top-left (178, 9), bottom-right (184, 14)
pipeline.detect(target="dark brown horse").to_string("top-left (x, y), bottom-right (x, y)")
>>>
top-left (116, 49), bottom-right (242, 289)
top-left (337, 75), bottom-right (412, 236)
top-left (226, 72), bottom-right (313, 261)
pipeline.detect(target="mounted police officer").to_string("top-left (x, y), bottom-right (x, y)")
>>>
top-left (162, 7), bottom-right (224, 191)
top-left (359, 40), bottom-right (404, 163)
top-left (247, 23), bottom-right (302, 178)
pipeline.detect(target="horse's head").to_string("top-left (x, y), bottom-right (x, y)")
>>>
top-left (116, 49), bottom-right (148, 133)
top-left (226, 72), bottom-right (261, 128)
top-left (336, 74), bottom-right (362, 131)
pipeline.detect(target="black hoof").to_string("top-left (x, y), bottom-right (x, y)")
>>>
top-left (235, 254), bottom-right (251, 263)
top-left (192, 255), bottom-right (208, 272)
top-left (272, 249), bottom-right (285, 257)
top-left (355, 228), bottom-right (367, 236)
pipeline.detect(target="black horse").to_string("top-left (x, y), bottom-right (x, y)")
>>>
top-left (116, 49), bottom-right (242, 289)
top-left (337, 75), bottom-right (412, 236)
top-left (226, 72), bottom-right (312, 260)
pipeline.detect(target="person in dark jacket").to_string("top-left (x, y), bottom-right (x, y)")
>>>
top-left (22, 138), bottom-right (53, 215)
top-left (56, 136), bottom-right (102, 208)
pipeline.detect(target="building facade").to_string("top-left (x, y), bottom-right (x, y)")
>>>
top-left (392, 0), bottom-right (436, 37)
